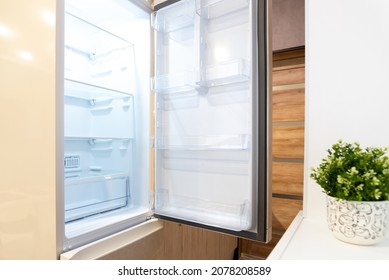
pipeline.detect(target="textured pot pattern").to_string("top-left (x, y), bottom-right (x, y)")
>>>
top-left (326, 196), bottom-right (389, 245)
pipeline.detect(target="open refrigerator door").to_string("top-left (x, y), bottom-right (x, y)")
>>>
top-left (152, 0), bottom-right (271, 241)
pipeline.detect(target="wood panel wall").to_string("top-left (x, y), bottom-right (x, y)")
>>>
top-left (239, 48), bottom-right (305, 260)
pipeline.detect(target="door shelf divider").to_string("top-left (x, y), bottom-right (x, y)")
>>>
top-left (156, 134), bottom-right (249, 150)
top-left (156, 189), bottom-right (251, 231)
top-left (196, 0), bottom-right (249, 19)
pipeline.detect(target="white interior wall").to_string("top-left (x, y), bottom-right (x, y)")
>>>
top-left (305, 0), bottom-right (389, 220)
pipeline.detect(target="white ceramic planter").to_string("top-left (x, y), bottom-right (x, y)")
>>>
top-left (326, 195), bottom-right (389, 245)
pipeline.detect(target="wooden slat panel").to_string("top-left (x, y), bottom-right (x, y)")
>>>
top-left (239, 233), bottom-right (282, 260)
top-left (163, 221), bottom-right (183, 259)
top-left (163, 221), bottom-right (237, 260)
top-left (182, 225), bottom-right (237, 260)
top-left (273, 47), bottom-right (305, 68)
top-left (272, 66), bottom-right (305, 86)
top-left (272, 87), bottom-right (305, 122)
top-left (272, 125), bottom-right (305, 158)
top-left (272, 197), bottom-right (303, 231)
top-left (272, 161), bottom-right (304, 196)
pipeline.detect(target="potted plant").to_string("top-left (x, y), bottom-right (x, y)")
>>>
top-left (310, 140), bottom-right (389, 245)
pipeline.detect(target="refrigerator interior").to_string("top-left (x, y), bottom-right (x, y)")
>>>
top-left (152, 0), bottom-right (255, 231)
top-left (63, 0), bottom-right (151, 250)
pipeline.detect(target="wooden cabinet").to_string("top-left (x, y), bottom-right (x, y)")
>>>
top-left (164, 222), bottom-right (237, 260)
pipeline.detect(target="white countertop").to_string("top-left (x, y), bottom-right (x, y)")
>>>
top-left (268, 211), bottom-right (389, 260)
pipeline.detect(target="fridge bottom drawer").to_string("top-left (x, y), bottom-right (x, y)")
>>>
top-left (65, 173), bottom-right (130, 223)
top-left (61, 219), bottom-right (163, 260)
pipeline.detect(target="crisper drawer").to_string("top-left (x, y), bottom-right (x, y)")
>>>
top-left (64, 172), bottom-right (130, 222)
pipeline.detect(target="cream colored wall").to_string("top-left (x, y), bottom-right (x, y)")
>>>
top-left (0, 0), bottom-right (58, 259)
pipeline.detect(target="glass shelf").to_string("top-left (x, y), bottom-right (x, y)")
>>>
top-left (64, 79), bottom-right (134, 139)
top-left (64, 78), bottom-right (133, 101)
top-left (65, 12), bottom-right (135, 90)
top-left (64, 170), bottom-right (127, 180)
top-left (64, 137), bottom-right (131, 142)
top-left (156, 134), bottom-right (249, 150)
top-left (196, 0), bottom-right (249, 19)
top-left (156, 189), bottom-right (251, 231)
top-left (198, 59), bottom-right (250, 88)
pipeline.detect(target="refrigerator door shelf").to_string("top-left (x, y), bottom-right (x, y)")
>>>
top-left (156, 134), bottom-right (249, 150)
top-left (196, 0), bottom-right (249, 19)
top-left (151, 0), bottom-right (195, 33)
top-left (198, 59), bottom-right (251, 88)
top-left (156, 189), bottom-right (251, 231)
top-left (151, 72), bottom-right (199, 96)
top-left (161, 152), bottom-right (250, 176)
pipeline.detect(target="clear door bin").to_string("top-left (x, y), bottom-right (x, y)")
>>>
top-left (156, 134), bottom-right (249, 150)
top-left (151, 0), bottom-right (195, 33)
top-left (65, 172), bottom-right (130, 222)
top-left (156, 189), bottom-right (251, 231)
top-left (151, 71), bottom-right (197, 95)
top-left (198, 59), bottom-right (250, 87)
top-left (196, 0), bottom-right (249, 19)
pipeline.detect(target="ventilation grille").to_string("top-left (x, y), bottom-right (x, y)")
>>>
top-left (64, 155), bottom-right (80, 169)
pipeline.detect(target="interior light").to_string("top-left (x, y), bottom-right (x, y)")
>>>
top-left (42, 10), bottom-right (55, 26)
top-left (0, 24), bottom-right (13, 37)
top-left (18, 51), bottom-right (33, 61)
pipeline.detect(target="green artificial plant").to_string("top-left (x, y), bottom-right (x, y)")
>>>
top-left (310, 140), bottom-right (389, 201)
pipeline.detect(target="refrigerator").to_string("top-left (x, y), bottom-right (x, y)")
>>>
top-left (60, 0), bottom-right (271, 259)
